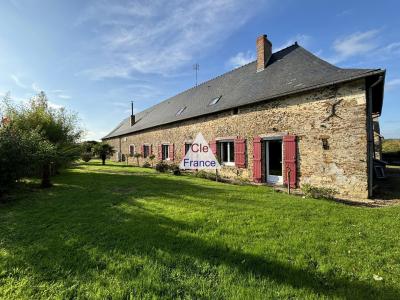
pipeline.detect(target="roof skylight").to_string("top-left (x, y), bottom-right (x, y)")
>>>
top-left (176, 106), bottom-right (186, 116)
top-left (209, 96), bottom-right (222, 106)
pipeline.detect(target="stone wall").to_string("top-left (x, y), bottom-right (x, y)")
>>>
top-left (105, 79), bottom-right (369, 198)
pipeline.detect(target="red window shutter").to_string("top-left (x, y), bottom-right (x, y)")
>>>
top-left (158, 145), bottom-right (162, 159)
top-left (182, 144), bottom-right (186, 157)
top-left (283, 135), bottom-right (297, 188)
top-left (150, 144), bottom-right (153, 155)
top-left (209, 140), bottom-right (217, 155)
top-left (169, 143), bottom-right (174, 161)
top-left (234, 137), bottom-right (246, 168)
top-left (141, 145), bottom-right (145, 155)
top-left (253, 137), bottom-right (262, 183)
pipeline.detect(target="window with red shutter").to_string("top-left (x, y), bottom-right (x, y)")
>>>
top-left (169, 143), bottom-right (174, 161)
top-left (283, 135), bottom-right (297, 188)
top-left (234, 138), bottom-right (246, 168)
top-left (253, 137), bottom-right (262, 183)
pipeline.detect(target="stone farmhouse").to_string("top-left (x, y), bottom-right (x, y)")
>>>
top-left (103, 34), bottom-right (385, 199)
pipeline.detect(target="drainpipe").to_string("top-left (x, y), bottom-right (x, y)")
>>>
top-left (367, 76), bottom-right (383, 198)
top-left (119, 137), bottom-right (122, 162)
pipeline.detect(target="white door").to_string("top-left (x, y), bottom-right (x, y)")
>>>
top-left (266, 139), bottom-right (283, 184)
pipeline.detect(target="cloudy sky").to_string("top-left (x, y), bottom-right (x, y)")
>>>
top-left (0, 0), bottom-right (399, 140)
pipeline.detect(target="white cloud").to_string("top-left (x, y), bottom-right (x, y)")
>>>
top-left (78, 0), bottom-right (264, 79)
top-left (48, 101), bottom-right (64, 109)
top-left (337, 9), bottom-right (352, 17)
top-left (378, 42), bottom-right (400, 58)
top-left (83, 130), bottom-right (108, 141)
top-left (274, 34), bottom-right (311, 52)
top-left (386, 78), bottom-right (400, 90)
top-left (11, 74), bottom-right (27, 89)
top-left (329, 30), bottom-right (379, 63)
top-left (227, 51), bottom-right (255, 68)
top-left (58, 94), bottom-right (71, 99)
top-left (31, 82), bottom-right (41, 93)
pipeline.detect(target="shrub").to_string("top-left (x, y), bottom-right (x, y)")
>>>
top-left (301, 184), bottom-right (337, 200)
top-left (170, 164), bottom-right (181, 176)
top-left (195, 170), bottom-right (217, 181)
top-left (0, 125), bottom-right (56, 196)
top-left (81, 152), bottom-right (92, 162)
top-left (155, 161), bottom-right (169, 173)
top-left (142, 161), bottom-right (151, 168)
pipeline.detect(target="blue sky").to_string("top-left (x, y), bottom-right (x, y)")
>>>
top-left (0, 0), bottom-right (399, 140)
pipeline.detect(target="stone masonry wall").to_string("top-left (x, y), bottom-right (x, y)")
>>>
top-left (105, 79), bottom-right (368, 198)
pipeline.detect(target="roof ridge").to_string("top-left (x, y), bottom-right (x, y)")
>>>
top-left (136, 43), bottom-right (300, 113)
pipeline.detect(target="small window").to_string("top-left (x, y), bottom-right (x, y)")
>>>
top-left (129, 145), bottom-right (135, 156)
top-left (162, 144), bottom-right (170, 160)
top-left (143, 145), bottom-right (150, 158)
top-left (321, 138), bottom-right (329, 150)
top-left (209, 96), bottom-right (222, 106)
top-left (176, 106), bottom-right (186, 116)
top-left (219, 141), bottom-right (234, 166)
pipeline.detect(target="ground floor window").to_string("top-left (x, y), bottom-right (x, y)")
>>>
top-left (129, 145), bottom-right (135, 156)
top-left (219, 141), bottom-right (234, 166)
top-left (162, 144), bottom-right (170, 160)
top-left (184, 143), bottom-right (191, 154)
top-left (143, 145), bottom-right (150, 158)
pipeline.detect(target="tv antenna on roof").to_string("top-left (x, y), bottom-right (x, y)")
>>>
top-left (193, 63), bottom-right (199, 86)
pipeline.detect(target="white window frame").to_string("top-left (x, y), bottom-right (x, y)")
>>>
top-left (128, 144), bottom-right (135, 156)
top-left (219, 140), bottom-right (235, 166)
top-left (162, 144), bottom-right (170, 161)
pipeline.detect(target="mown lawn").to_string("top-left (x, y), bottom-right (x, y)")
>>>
top-left (0, 161), bottom-right (399, 299)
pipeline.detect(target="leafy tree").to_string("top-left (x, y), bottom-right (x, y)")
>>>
top-left (149, 154), bottom-right (156, 167)
top-left (2, 91), bottom-right (82, 187)
top-left (93, 142), bottom-right (115, 165)
top-left (133, 153), bottom-right (142, 166)
top-left (0, 124), bottom-right (56, 195)
top-left (81, 140), bottom-right (98, 153)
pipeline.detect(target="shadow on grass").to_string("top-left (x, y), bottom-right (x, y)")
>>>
top-left (0, 170), bottom-right (399, 299)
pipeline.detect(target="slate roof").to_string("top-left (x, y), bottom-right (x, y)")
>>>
top-left (103, 44), bottom-right (384, 139)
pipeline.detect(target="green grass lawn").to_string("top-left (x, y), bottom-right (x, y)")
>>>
top-left (0, 160), bottom-right (399, 299)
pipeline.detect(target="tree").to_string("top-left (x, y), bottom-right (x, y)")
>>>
top-left (133, 153), bottom-right (142, 166)
top-left (93, 142), bottom-right (115, 165)
top-left (149, 154), bottom-right (156, 167)
top-left (0, 124), bottom-right (56, 195)
top-left (2, 92), bottom-right (82, 187)
top-left (80, 141), bottom-right (98, 162)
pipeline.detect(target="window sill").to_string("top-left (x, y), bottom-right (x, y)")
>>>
top-left (222, 162), bottom-right (235, 167)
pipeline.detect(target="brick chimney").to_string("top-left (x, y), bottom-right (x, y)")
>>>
top-left (256, 34), bottom-right (272, 72)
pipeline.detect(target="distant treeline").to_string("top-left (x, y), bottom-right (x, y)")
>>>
top-left (382, 139), bottom-right (400, 164)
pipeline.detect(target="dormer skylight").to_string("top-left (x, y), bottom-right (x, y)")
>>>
top-left (176, 106), bottom-right (186, 116)
top-left (209, 96), bottom-right (222, 106)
